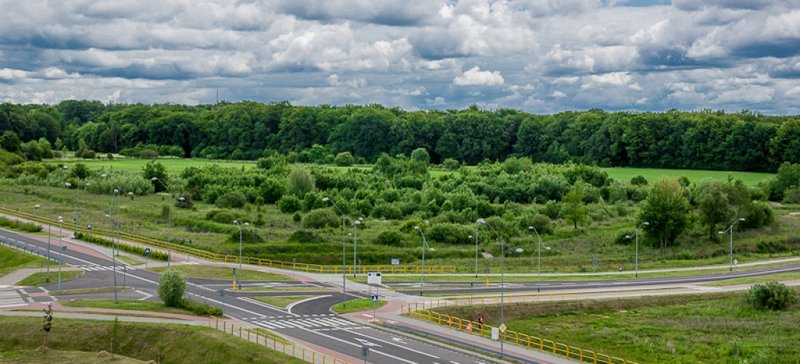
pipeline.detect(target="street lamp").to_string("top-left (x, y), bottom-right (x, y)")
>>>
top-left (635, 221), bottom-right (649, 278)
top-left (34, 203), bottom-right (52, 274)
top-left (353, 218), bottom-right (363, 277)
top-left (151, 177), bottom-right (173, 266)
top-left (414, 226), bottom-right (434, 292)
top-left (527, 226), bottom-right (551, 287)
top-left (57, 216), bottom-right (64, 291)
top-left (719, 217), bottom-right (745, 271)
top-left (322, 197), bottom-right (348, 304)
top-left (107, 188), bottom-right (120, 302)
top-left (471, 229), bottom-right (479, 278)
top-left (477, 217), bottom-right (509, 357)
top-left (234, 220), bottom-right (249, 289)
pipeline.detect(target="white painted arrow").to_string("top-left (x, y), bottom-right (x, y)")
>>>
top-left (353, 338), bottom-right (381, 347)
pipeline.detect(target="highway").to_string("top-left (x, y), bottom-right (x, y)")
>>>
top-left (0, 228), bottom-right (498, 364)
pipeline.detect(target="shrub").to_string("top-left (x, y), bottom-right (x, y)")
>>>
top-left (783, 187), bottom-right (800, 204)
top-left (175, 193), bottom-right (193, 209)
top-left (519, 214), bottom-right (553, 235)
top-left (259, 179), bottom-right (285, 204)
top-left (541, 200), bottom-right (561, 220)
top-left (157, 269), bottom-right (186, 308)
top-left (745, 281), bottom-right (797, 310)
top-left (180, 299), bottom-right (222, 316)
top-left (630, 175), bottom-right (648, 186)
top-left (288, 230), bottom-right (323, 243)
top-left (204, 210), bottom-right (244, 225)
top-left (73, 232), bottom-right (168, 260)
top-left (371, 203), bottom-right (404, 220)
top-left (0, 216), bottom-right (42, 233)
top-left (334, 151), bottom-right (355, 166)
top-left (426, 223), bottom-right (473, 245)
top-left (215, 191), bottom-right (247, 209)
top-left (374, 230), bottom-right (407, 246)
top-left (302, 209), bottom-right (340, 229)
top-left (441, 158), bottom-right (460, 170)
top-left (277, 195), bottom-right (302, 213)
top-left (286, 168), bottom-right (316, 198)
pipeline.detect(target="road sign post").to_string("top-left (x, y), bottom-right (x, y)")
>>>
top-left (144, 248), bottom-right (150, 269)
top-left (361, 345), bottom-right (369, 363)
top-left (232, 267), bottom-right (236, 289)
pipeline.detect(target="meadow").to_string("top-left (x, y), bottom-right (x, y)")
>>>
top-left (1, 157), bottom-right (797, 274)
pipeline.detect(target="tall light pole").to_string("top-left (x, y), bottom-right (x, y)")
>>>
top-left (527, 226), bottom-right (551, 287)
top-left (719, 217), bottom-right (745, 272)
top-left (353, 218), bottom-right (362, 278)
top-left (471, 229), bottom-right (479, 278)
top-left (323, 197), bottom-right (347, 303)
top-left (414, 226), bottom-right (434, 292)
top-left (151, 177), bottom-right (173, 266)
top-left (234, 220), bottom-right (248, 289)
top-left (635, 221), bottom-right (649, 278)
top-left (477, 217), bottom-right (509, 358)
top-left (107, 188), bottom-right (120, 302)
top-left (34, 203), bottom-right (52, 274)
top-left (57, 216), bottom-right (64, 291)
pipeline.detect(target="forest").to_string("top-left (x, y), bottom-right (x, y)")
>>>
top-left (1, 100), bottom-right (799, 172)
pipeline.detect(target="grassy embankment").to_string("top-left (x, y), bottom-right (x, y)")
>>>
top-left (0, 245), bottom-right (47, 276)
top-left (331, 298), bottom-right (388, 314)
top-left (149, 265), bottom-right (293, 281)
top-left (0, 316), bottom-right (305, 364)
top-left (434, 291), bottom-right (800, 363)
top-left (17, 270), bottom-right (83, 286)
top-left (0, 349), bottom-right (143, 363)
top-left (61, 299), bottom-right (200, 316)
top-left (2, 158), bottom-right (796, 275)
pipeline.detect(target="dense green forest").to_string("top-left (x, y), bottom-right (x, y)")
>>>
top-left (1, 100), bottom-right (799, 172)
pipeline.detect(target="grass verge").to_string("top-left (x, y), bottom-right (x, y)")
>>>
top-left (150, 265), bottom-right (293, 281)
top-left (331, 298), bottom-right (388, 314)
top-left (0, 349), bottom-right (143, 363)
top-left (253, 296), bottom-right (314, 308)
top-left (0, 316), bottom-right (304, 364)
top-left (0, 245), bottom-right (48, 276)
top-left (17, 270), bottom-right (83, 286)
top-left (434, 291), bottom-right (800, 363)
top-left (115, 255), bottom-right (144, 266)
top-left (703, 272), bottom-right (800, 286)
top-left (53, 287), bottom-right (133, 296)
top-left (61, 299), bottom-right (198, 316)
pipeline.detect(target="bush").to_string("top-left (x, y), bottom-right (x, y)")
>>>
top-left (277, 195), bottom-right (302, 213)
top-left (518, 214), bottom-right (553, 235)
top-left (630, 175), bottom-right (648, 186)
top-left (288, 230), bottom-right (323, 243)
top-left (0, 216), bottom-right (42, 233)
top-left (441, 158), bottom-right (460, 170)
top-left (371, 203), bottom-right (404, 220)
top-left (302, 209), bottom-right (340, 229)
top-left (334, 151), bottom-right (355, 166)
top-left (180, 299), bottom-right (222, 316)
top-left (783, 187), bottom-right (800, 204)
top-left (158, 269), bottom-right (186, 308)
top-left (73, 232), bottom-right (168, 260)
top-left (426, 223), bottom-right (473, 245)
top-left (745, 281), bottom-right (797, 310)
top-left (215, 191), bottom-right (247, 209)
top-left (204, 210), bottom-right (244, 225)
top-left (175, 193), bottom-right (193, 209)
top-left (374, 230), bottom-right (407, 246)
top-left (76, 149), bottom-right (96, 159)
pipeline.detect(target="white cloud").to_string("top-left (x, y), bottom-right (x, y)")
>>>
top-left (453, 66), bottom-right (505, 86)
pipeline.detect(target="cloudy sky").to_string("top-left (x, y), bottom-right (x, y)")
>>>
top-left (1, 0), bottom-right (800, 114)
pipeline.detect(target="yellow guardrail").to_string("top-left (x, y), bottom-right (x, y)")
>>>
top-left (0, 207), bottom-right (456, 274)
top-left (402, 305), bottom-right (638, 364)
top-left (209, 317), bottom-right (347, 364)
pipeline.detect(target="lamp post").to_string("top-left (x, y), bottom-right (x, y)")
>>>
top-left (635, 221), bottom-right (649, 278)
top-left (150, 177), bottom-right (173, 266)
top-left (234, 220), bottom-right (248, 289)
top-left (107, 188), bottom-right (120, 302)
top-left (57, 216), bottom-right (63, 291)
top-left (477, 217), bottom-right (509, 357)
top-left (34, 203), bottom-right (52, 274)
top-left (719, 217), bottom-right (745, 272)
top-left (414, 226), bottom-right (434, 292)
top-left (322, 197), bottom-right (347, 304)
top-left (353, 218), bottom-right (362, 277)
top-left (527, 226), bottom-right (551, 287)
top-left (471, 229), bottom-right (479, 278)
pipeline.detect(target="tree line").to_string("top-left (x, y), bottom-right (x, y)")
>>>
top-left (2, 100), bottom-right (800, 172)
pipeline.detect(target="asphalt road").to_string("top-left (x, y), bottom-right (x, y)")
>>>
top-left (0, 228), bottom-right (501, 364)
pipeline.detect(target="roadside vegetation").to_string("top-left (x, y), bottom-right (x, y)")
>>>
top-left (16, 270), bottom-right (82, 286)
top-left (331, 298), bottom-right (388, 314)
top-left (61, 299), bottom-right (207, 316)
top-left (0, 245), bottom-right (48, 276)
top-left (157, 269), bottom-right (222, 316)
top-left (150, 265), bottom-right (293, 281)
top-left (0, 316), bottom-right (305, 364)
top-left (434, 289), bottom-right (800, 363)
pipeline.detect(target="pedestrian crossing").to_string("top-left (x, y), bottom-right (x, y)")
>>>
top-left (251, 317), bottom-right (368, 331)
top-left (0, 287), bottom-right (26, 308)
top-left (74, 264), bottom-right (136, 272)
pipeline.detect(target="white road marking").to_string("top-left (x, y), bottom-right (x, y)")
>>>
top-left (344, 329), bottom-right (440, 359)
top-left (286, 294), bottom-right (330, 314)
top-left (293, 326), bottom-right (418, 364)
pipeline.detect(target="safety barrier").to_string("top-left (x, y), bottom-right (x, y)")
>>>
top-left (402, 304), bottom-right (638, 364)
top-left (209, 317), bottom-right (347, 364)
top-left (0, 207), bottom-right (456, 274)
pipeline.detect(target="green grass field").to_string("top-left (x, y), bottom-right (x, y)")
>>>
top-left (60, 299), bottom-right (198, 316)
top-left (0, 349), bottom-right (143, 363)
top-left (57, 157), bottom-right (256, 173)
top-left (0, 316), bottom-right (304, 364)
top-left (0, 245), bottom-right (48, 276)
top-left (17, 270), bottom-right (83, 286)
top-left (703, 272), bottom-right (800, 286)
top-left (331, 298), bottom-right (388, 314)
top-left (435, 292), bottom-right (800, 363)
top-left (149, 265), bottom-right (294, 281)
top-left (600, 167), bottom-right (773, 186)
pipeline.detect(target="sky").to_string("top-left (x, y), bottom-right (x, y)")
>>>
top-left (1, 0), bottom-right (800, 114)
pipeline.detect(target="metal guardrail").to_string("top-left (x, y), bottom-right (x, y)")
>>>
top-left (0, 207), bottom-right (456, 274)
top-left (209, 317), bottom-right (347, 364)
top-left (403, 304), bottom-right (639, 364)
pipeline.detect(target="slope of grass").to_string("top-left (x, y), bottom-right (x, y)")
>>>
top-left (435, 292), bottom-right (800, 363)
top-left (61, 299), bottom-right (197, 316)
top-left (0, 349), bottom-right (143, 363)
top-left (331, 298), bottom-right (387, 314)
top-left (149, 265), bottom-right (293, 281)
top-left (17, 270), bottom-right (83, 286)
top-left (0, 316), bottom-right (305, 364)
top-left (0, 245), bottom-right (48, 276)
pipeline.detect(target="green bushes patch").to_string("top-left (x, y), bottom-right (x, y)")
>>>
top-left (0, 216), bottom-right (42, 233)
top-left (745, 281), bottom-right (798, 310)
top-left (73, 232), bottom-right (168, 261)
